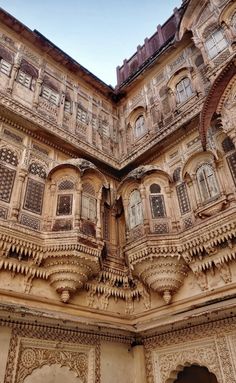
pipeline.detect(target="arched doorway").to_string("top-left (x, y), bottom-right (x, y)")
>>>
top-left (174, 364), bottom-right (218, 383)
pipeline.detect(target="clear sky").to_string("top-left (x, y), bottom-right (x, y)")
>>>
top-left (0, 1), bottom-right (182, 86)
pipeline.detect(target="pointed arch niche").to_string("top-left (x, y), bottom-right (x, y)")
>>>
top-left (173, 364), bottom-right (218, 383)
top-left (24, 365), bottom-right (82, 383)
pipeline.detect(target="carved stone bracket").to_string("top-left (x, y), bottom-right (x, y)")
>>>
top-left (130, 255), bottom-right (188, 304)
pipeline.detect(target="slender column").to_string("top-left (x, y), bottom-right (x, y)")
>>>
top-left (96, 189), bottom-right (102, 239)
top-left (7, 57), bottom-right (21, 94)
top-left (11, 168), bottom-right (27, 221)
top-left (139, 185), bottom-right (149, 232)
top-left (132, 344), bottom-right (147, 383)
top-left (33, 66), bottom-right (44, 107)
top-left (74, 181), bottom-right (82, 228)
top-left (122, 197), bottom-right (130, 240)
top-left (58, 77), bottom-right (67, 126)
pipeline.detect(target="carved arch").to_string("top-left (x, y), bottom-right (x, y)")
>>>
top-left (166, 362), bottom-right (220, 383)
top-left (200, 59), bottom-right (236, 150)
top-left (23, 364), bottom-right (82, 383)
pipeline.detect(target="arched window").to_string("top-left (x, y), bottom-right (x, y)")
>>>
top-left (176, 77), bottom-right (193, 104)
top-left (82, 182), bottom-right (96, 222)
top-left (205, 29), bottom-right (228, 58)
top-left (0, 46), bottom-right (13, 76)
top-left (17, 60), bottom-right (38, 89)
top-left (196, 164), bottom-right (219, 202)
top-left (129, 190), bottom-right (143, 228)
top-left (149, 183), bottom-right (166, 218)
top-left (134, 115), bottom-right (145, 138)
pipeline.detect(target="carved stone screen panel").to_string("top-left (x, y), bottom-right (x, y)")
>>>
top-left (56, 194), bottom-right (73, 215)
top-left (176, 183), bottom-right (191, 215)
top-left (23, 179), bottom-right (45, 214)
top-left (0, 164), bottom-right (16, 202)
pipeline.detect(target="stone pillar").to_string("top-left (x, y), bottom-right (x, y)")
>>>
top-left (7, 59), bottom-right (21, 94)
top-left (123, 197), bottom-right (130, 240)
top-left (33, 77), bottom-right (43, 107)
top-left (168, 88), bottom-right (176, 112)
top-left (75, 182), bottom-right (82, 228)
top-left (11, 168), bottom-right (27, 221)
top-left (96, 189), bottom-right (102, 239)
top-left (58, 77), bottom-right (67, 126)
top-left (139, 185), bottom-right (149, 232)
top-left (44, 181), bottom-right (56, 230)
top-left (187, 175), bottom-right (200, 208)
top-left (132, 345), bottom-right (147, 383)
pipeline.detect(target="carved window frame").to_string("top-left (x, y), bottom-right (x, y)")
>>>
top-left (196, 163), bottom-right (219, 203)
top-left (81, 183), bottom-right (97, 222)
top-left (176, 77), bottom-right (193, 104)
top-left (23, 162), bottom-right (46, 216)
top-left (55, 179), bottom-right (75, 217)
top-left (17, 70), bottom-right (32, 89)
top-left (0, 59), bottom-right (12, 76)
top-left (149, 183), bottom-right (166, 219)
top-left (129, 189), bottom-right (143, 229)
top-left (41, 85), bottom-right (60, 106)
top-left (0, 147), bottom-right (17, 204)
top-left (205, 28), bottom-right (228, 58)
top-left (134, 115), bottom-right (146, 139)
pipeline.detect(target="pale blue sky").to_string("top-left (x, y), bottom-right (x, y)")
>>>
top-left (0, 1), bottom-right (182, 86)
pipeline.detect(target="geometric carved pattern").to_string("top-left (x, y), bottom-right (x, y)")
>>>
top-left (28, 162), bottom-right (46, 179)
top-left (150, 195), bottom-right (166, 218)
top-left (153, 340), bottom-right (222, 383)
top-left (0, 147), bottom-right (18, 166)
top-left (227, 153), bottom-right (236, 186)
top-left (58, 179), bottom-right (74, 190)
top-left (183, 216), bottom-right (193, 229)
top-left (20, 213), bottom-right (40, 230)
top-left (0, 164), bottom-right (15, 202)
top-left (176, 182), bottom-right (191, 215)
top-left (4, 328), bottom-right (99, 383)
top-left (0, 205), bottom-right (8, 219)
top-left (153, 222), bottom-right (169, 234)
top-left (83, 183), bottom-right (95, 196)
top-left (23, 179), bottom-right (45, 214)
top-left (56, 194), bottom-right (73, 215)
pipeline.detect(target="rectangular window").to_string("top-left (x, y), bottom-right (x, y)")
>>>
top-left (77, 107), bottom-right (87, 124)
top-left (205, 30), bottom-right (228, 58)
top-left (0, 164), bottom-right (16, 203)
top-left (23, 179), bottom-right (44, 215)
top-left (82, 195), bottom-right (96, 221)
top-left (176, 183), bottom-right (191, 215)
top-left (17, 71), bottom-right (32, 88)
top-left (0, 59), bottom-right (12, 76)
top-left (56, 194), bottom-right (73, 216)
top-left (150, 195), bottom-right (166, 218)
top-left (227, 153), bottom-right (236, 186)
top-left (64, 100), bottom-right (72, 113)
top-left (41, 86), bottom-right (59, 105)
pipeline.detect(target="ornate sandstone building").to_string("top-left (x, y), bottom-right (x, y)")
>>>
top-left (0, 0), bottom-right (235, 382)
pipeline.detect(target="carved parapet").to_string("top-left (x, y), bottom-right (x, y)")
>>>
top-left (45, 250), bottom-right (101, 303)
top-left (130, 255), bottom-right (188, 304)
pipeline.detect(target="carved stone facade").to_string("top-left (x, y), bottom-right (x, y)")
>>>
top-left (0, 0), bottom-right (236, 382)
